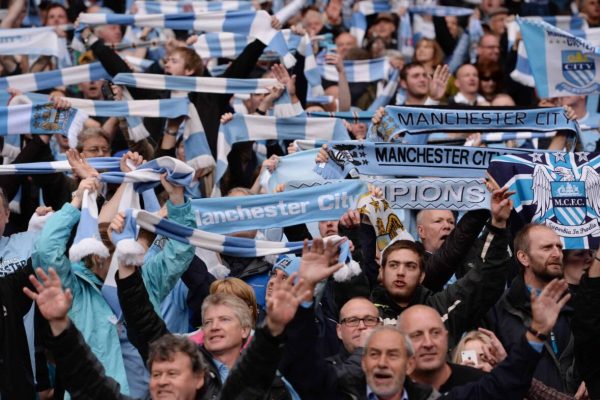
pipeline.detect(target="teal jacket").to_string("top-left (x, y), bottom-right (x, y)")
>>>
top-left (32, 199), bottom-right (196, 395)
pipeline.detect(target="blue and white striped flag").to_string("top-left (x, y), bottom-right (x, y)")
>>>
top-left (0, 62), bottom-right (110, 92)
top-left (79, 10), bottom-right (296, 67)
top-left (319, 57), bottom-right (391, 83)
top-left (215, 113), bottom-right (351, 187)
top-left (132, 208), bottom-right (306, 257)
top-left (519, 17), bottom-right (600, 97)
top-left (134, 0), bottom-right (253, 14)
top-left (0, 26), bottom-right (60, 56)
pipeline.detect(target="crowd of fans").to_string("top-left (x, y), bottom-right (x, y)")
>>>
top-left (1, 0), bottom-right (600, 399)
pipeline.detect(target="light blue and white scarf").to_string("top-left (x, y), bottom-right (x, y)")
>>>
top-left (192, 180), bottom-right (367, 234)
top-left (134, 0), bottom-right (253, 13)
top-left (0, 102), bottom-right (87, 147)
top-left (368, 69), bottom-right (400, 111)
top-left (518, 17), bottom-right (600, 97)
top-left (79, 10), bottom-right (296, 67)
top-left (0, 26), bottom-right (60, 56)
top-left (409, 5), bottom-right (473, 17)
top-left (215, 113), bottom-right (351, 186)
top-left (373, 106), bottom-right (580, 141)
top-left (314, 141), bottom-right (548, 179)
top-left (285, 178), bottom-right (492, 211)
top-left (132, 208), bottom-right (307, 257)
top-left (319, 57), bottom-right (391, 83)
top-left (0, 62), bottom-right (110, 92)
top-left (99, 157), bottom-right (195, 192)
top-left (0, 157), bottom-right (121, 175)
top-left (69, 189), bottom-right (109, 262)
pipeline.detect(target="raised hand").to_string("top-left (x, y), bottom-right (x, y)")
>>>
top-left (23, 268), bottom-right (72, 335)
top-left (71, 176), bottom-right (100, 209)
top-left (298, 238), bottom-right (345, 291)
top-left (265, 272), bottom-right (311, 336)
top-left (119, 151), bottom-right (145, 173)
top-left (429, 64), bottom-right (450, 102)
top-left (478, 327), bottom-right (507, 366)
top-left (160, 173), bottom-right (185, 206)
top-left (490, 186), bottom-right (514, 229)
top-left (66, 148), bottom-right (99, 179)
top-left (271, 64), bottom-right (297, 99)
top-left (529, 279), bottom-right (571, 337)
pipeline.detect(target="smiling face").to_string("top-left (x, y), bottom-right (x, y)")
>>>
top-left (202, 304), bottom-right (250, 356)
top-left (362, 328), bottom-right (414, 398)
top-left (149, 351), bottom-right (204, 400)
top-left (397, 306), bottom-right (448, 374)
top-left (401, 64), bottom-right (429, 98)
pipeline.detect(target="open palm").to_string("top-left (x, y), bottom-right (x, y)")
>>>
top-left (23, 268), bottom-right (72, 322)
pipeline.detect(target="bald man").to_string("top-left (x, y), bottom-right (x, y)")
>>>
top-left (361, 280), bottom-right (570, 399)
top-left (397, 305), bottom-right (485, 393)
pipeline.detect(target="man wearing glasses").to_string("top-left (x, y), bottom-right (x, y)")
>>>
top-left (280, 296), bottom-right (383, 399)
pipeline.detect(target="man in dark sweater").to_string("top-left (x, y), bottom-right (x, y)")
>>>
top-left (397, 305), bottom-right (486, 395)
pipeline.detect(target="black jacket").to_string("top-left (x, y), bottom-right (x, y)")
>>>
top-left (90, 38), bottom-right (266, 156)
top-left (488, 273), bottom-right (577, 393)
top-left (116, 269), bottom-right (291, 400)
top-left (573, 272), bottom-right (600, 399)
top-left (0, 261), bottom-right (36, 400)
top-left (422, 209), bottom-right (491, 292)
top-left (371, 223), bottom-right (510, 349)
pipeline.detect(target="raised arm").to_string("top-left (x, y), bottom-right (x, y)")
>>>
top-left (26, 268), bottom-right (131, 400)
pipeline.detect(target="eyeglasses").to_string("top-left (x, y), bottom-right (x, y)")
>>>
top-left (340, 316), bottom-right (381, 327)
top-left (480, 76), bottom-right (495, 82)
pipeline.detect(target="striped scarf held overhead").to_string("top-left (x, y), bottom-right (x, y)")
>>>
top-left (79, 10), bottom-right (296, 67)
top-left (0, 62), bottom-right (110, 92)
top-left (214, 113), bottom-right (351, 190)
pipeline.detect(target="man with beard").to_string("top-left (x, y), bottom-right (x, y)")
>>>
top-left (488, 224), bottom-right (579, 394)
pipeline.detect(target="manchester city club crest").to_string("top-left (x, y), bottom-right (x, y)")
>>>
top-left (557, 50), bottom-right (600, 94)
top-left (532, 156), bottom-right (600, 242)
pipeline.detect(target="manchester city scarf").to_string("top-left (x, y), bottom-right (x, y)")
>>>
top-left (285, 178), bottom-right (491, 211)
top-left (373, 106), bottom-right (580, 142)
top-left (192, 180), bottom-right (367, 234)
top-left (487, 151), bottom-right (600, 249)
top-left (0, 62), bottom-right (110, 92)
top-left (314, 141), bottom-right (548, 179)
top-left (0, 102), bottom-right (87, 147)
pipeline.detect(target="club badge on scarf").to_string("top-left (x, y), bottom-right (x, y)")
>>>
top-left (356, 193), bottom-right (413, 251)
top-left (487, 151), bottom-right (600, 249)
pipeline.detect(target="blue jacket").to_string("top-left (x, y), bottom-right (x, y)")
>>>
top-left (32, 199), bottom-right (196, 395)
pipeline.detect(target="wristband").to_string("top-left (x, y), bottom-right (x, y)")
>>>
top-left (527, 325), bottom-right (548, 341)
top-left (255, 108), bottom-right (266, 115)
top-left (164, 129), bottom-right (178, 137)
